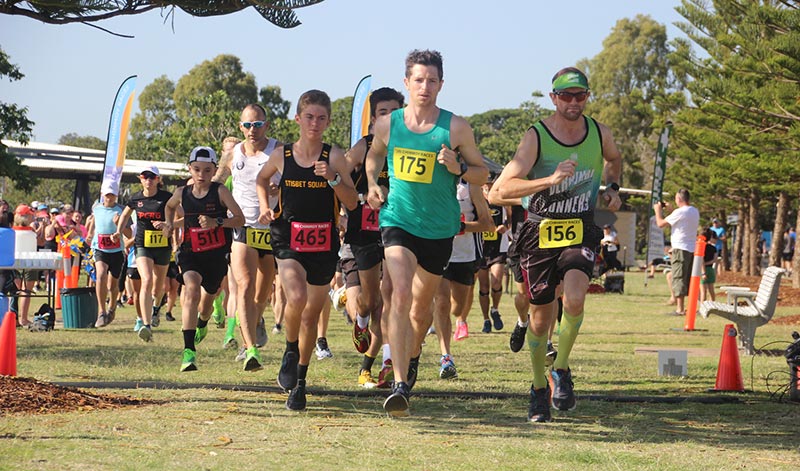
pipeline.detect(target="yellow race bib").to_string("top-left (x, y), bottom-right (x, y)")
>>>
top-left (539, 218), bottom-right (583, 249)
top-left (393, 147), bottom-right (435, 184)
top-left (144, 229), bottom-right (168, 248)
top-left (482, 231), bottom-right (498, 241)
top-left (246, 227), bottom-right (272, 250)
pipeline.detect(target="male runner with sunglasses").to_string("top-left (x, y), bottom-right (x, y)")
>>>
top-left (214, 105), bottom-right (280, 370)
top-left (489, 67), bottom-right (622, 423)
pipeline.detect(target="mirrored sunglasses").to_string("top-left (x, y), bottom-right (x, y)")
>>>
top-left (240, 121), bottom-right (266, 129)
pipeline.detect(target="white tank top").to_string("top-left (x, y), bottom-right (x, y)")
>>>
top-left (450, 182), bottom-right (483, 263)
top-left (231, 139), bottom-right (278, 228)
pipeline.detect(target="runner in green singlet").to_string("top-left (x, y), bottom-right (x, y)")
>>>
top-left (365, 49), bottom-right (489, 417)
top-left (489, 67), bottom-right (622, 423)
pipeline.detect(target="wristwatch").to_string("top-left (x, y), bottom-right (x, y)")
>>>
top-left (216, 217), bottom-right (225, 227)
top-left (328, 173), bottom-right (342, 187)
top-left (457, 161), bottom-right (468, 178)
top-left (607, 182), bottom-right (620, 192)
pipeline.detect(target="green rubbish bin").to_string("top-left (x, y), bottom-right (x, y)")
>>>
top-left (61, 287), bottom-right (97, 328)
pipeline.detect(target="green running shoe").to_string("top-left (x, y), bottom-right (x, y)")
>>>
top-left (195, 325), bottom-right (208, 345)
top-left (243, 346), bottom-right (263, 372)
top-left (181, 349), bottom-right (197, 372)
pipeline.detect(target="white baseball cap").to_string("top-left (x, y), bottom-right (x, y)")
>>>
top-left (189, 146), bottom-right (218, 165)
top-left (139, 165), bottom-right (161, 177)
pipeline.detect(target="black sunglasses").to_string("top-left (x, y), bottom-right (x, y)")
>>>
top-left (554, 90), bottom-right (590, 103)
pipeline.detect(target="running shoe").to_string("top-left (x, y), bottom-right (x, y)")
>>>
top-left (222, 335), bottom-right (238, 350)
top-left (107, 309), bottom-right (116, 324)
top-left (481, 319), bottom-right (491, 334)
top-left (272, 323), bottom-right (282, 335)
top-left (126, 296), bottom-right (134, 305)
top-left (527, 383), bottom-right (552, 423)
top-left (243, 346), bottom-right (263, 372)
top-left (453, 321), bottom-right (469, 341)
top-left (407, 356), bottom-right (420, 390)
top-left (151, 312), bottom-right (160, 328)
top-left (383, 381), bottom-right (411, 418)
top-left (439, 354), bottom-right (458, 380)
top-left (277, 349), bottom-right (299, 391)
top-left (133, 318), bottom-right (144, 332)
top-left (286, 382), bottom-right (307, 411)
top-left (330, 286), bottom-right (347, 312)
top-left (545, 342), bottom-right (558, 367)
top-left (490, 307), bottom-right (504, 331)
top-left (180, 348), bottom-right (197, 372)
top-left (352, 322), bottom-right (370, 353)
top-left (315, 337), bottom-right (333, 360)
top-left (509, 323), bottom-right (527, 353)
top-left (94, 313), bottom-right (109, 328)
top-left (165, 311), bottom-right (176, 322)
top-left (138, 325), bottom-right (153, 342)
top-left (358, 369), bottom-right (377, 389)
top-left (376, 360), bottom-right (394, 389)
top-left (426, 325), bottom-right (436, 336)
top-left (212, 308), bottom-right (224, 328)
top-left (116, 299), bottom-right (125, 309)
top-left (550, 368), bottom-right (576, 411)
top-left (194, 325), bottom-right (208, 345)
top-left (234, 346), bottom-right (247, 362)
top-left (255, 316), bottom-right (268, 348)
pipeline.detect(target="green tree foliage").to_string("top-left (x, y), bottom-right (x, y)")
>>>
top-left (670, 0), bottom-right (800, 217)
top-left (173, 55), bottom-right (258, 120)
top-left (58, 133), bottom-right (105, 150)
top-left (0, 1), bottom-right (326, 32)
top-left (467, 94), bottom-right (550, 166)
top-left (165, 90), bottom-right (241, 160)
top-left (128, 75), bottom-right (177, 160)
top-left (0, 47), bottom-right (37, 192)
top-left (260, 85), bottom-right (291, 122)
top-left (580, 15), bottom-right (687, 189)
top-left (325, 96), bottom-right (353, 149)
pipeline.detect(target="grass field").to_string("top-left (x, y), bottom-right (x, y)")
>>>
top-left (1, 271), bottom-right (798, 470)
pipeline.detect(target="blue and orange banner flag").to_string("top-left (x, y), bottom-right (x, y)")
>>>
top-left (350, 75), bottom-right (372, 147)
top-left (101, 75), bottom-right (137, 197)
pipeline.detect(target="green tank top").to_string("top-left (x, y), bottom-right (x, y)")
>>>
top-left (526, 116), bottom-right (604, 219)
top-left (380, 108), bottom-right (459, 239)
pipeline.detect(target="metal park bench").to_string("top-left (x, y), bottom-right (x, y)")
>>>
top-left (699, 266), bottom-right (786, 355)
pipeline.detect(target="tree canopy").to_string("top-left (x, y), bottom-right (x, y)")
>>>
top-left (0, 47), bottom-right (37, 192)
top-left (0, 1), bottom-right (326, 33)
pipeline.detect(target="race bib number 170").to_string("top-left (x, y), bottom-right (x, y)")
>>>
top-left (539, 218), bottom-right (583, 249)
top-left (393, 147), bottom-right (435, 184)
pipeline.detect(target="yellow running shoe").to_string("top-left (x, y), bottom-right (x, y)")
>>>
top-left (358, 369), bottom-right (377, 389)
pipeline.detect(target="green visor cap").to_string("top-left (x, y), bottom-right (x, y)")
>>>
top-left (552, 71), bottom-right (589, 91)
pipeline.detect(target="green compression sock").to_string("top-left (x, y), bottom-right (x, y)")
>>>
top-left (528, 331), bottom-right (549, 389)
top-left (553, 311), bottom-right (584, 371)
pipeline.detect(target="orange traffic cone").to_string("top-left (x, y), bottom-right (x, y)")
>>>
top-left (710, 323), bottom-right (744, 392)
top-left (0, 311), bottom-right (17, 376)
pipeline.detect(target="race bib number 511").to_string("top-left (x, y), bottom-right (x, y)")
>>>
top-left (393, 147), bottom-right (435, 184)
top-left (539, 218), bottom-right (583, 249)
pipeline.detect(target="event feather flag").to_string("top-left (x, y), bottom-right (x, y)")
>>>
top-left (350, 75), bottom-right (372, 147)
top-left (645, 123), bottom-right (672, 286)
top-left (100, 75), bottom-right (137, 196)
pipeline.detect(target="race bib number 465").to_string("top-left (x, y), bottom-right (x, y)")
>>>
top-left (144, 229), bottom-right (168, 248)
top-left (393, 147), bottom-right (435, 184)
top-left (539, 218), bottom-right (583, 249)
top-left (290, 221), bottom-right (332, 253)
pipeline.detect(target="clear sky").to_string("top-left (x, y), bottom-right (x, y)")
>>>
top-left (0, 0), bottom-right (686, 145)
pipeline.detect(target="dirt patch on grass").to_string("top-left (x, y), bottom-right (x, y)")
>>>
top-left (0, 376), bottom-right (158, 416)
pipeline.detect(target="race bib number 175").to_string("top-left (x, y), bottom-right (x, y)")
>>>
top-left (393, 147), bottom-right (435, 184)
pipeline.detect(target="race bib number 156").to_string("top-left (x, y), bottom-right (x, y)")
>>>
top-left (393, 147), bottom-right (435, 184)
top-left (539, 218), bottom-right (583, 249)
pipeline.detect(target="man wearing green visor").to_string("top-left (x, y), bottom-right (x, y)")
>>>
top-left (489, 67), bottom-right (622, 422)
